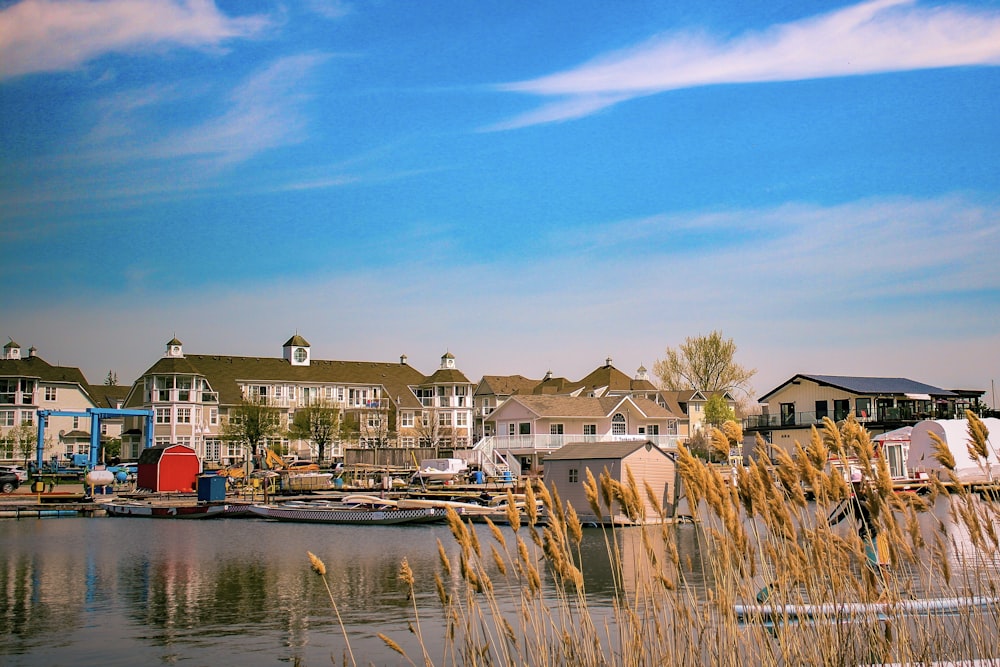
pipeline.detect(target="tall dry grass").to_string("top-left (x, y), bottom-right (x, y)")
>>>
top-left (309, 413), bottom-right (1000, 666)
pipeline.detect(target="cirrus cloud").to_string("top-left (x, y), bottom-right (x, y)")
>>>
top-left (494, 0), bottom-right (1000, 129)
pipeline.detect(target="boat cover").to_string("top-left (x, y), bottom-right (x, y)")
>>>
top-left (907, 418), bottom-right (1000, 482)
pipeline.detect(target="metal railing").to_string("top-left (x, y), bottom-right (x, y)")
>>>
top-left (744, 408), bottom-right (966, 430)
top-left (475, 433), bottom-right (681, 453)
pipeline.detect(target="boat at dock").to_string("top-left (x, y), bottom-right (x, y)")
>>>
top-left (246, 497), bottom-right (449, 525)
top-left (410, 458), bottom-right (469, 483)
top-left (735, 595), bottom-right (1000, 626)
top-left (102, 499), bottom-right (227, 519)
top-left (281, 471), bottom-right (334, 492)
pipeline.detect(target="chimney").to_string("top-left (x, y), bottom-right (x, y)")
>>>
top-left (400, 354), bottom-right (408, 365)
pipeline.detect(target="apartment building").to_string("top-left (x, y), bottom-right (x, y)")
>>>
top-left (122, 335), bottom-right (475, 464)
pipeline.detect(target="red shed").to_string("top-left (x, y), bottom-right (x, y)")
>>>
top-left (136, 444), bottom-right (201, 492)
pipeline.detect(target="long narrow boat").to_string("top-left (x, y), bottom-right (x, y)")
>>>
top-left (102, 500), bottom-right (226, 519)
top-left (396, 496), bottom-right (548, 525)
top-left (247, 500), bottom-right (448, 525)
top-left (735, 595), bottom-right (1000, 625)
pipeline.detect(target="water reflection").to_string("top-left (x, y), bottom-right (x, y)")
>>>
top-left (0, 496), bottom-right (996, 666)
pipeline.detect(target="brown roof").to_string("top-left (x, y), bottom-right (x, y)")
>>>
top-left (425, 368), bottom-right (472, 384)
top-left (0, 355), bottom-right (90, 386)
top-left (531, 376), bottom-right (572, 394)
top-left (87, 384), bottom-right (131, 409)
top-left (128, 354), bottom-right (433, 409)
top-left (654, 391), bottom-right (688, 416)
top-left (476, 375), bottom-right (540, 396)
top-left (566, 364), bottom-right (635, 394)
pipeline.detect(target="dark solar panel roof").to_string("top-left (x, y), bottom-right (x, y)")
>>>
top-left (760, 374), bottom-right (956, 401)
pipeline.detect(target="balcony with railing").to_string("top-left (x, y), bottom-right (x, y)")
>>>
top-left (480, 433), bottom-right (682, 452)
top-left (744, 406), bottom-right (965, 431)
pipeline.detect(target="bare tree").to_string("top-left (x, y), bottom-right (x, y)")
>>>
top-left (288, 400), bottom-right (340, 463)
top-left (412, 407), bottom-right (455, 449)
top-left (358, 399), bottom-right (395, 448)
top-left (221, 397), bottom-right (283, 467)
top-left (653, 330), bottom-right (756, 398)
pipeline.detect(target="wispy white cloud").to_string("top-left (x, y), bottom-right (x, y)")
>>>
top-left (8, 194), bottom-right (998, 396)
top-left (149, 53), bottom-right (329, 164)
top-left (305, 0), bottom-right (352, 21)
top-left (0, 0), bottom-right (269, 81)
top-left (495, 0), bottom-right (1000, 129)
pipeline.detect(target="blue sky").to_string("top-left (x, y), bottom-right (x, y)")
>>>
top-left (1, 0), bottom-right (999, 403)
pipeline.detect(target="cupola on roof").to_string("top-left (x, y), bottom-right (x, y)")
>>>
top-left (284, 334), bottom-right (310, 348)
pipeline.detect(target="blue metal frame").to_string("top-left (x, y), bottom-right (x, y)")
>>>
top-left (35, 408), bottom-right (154, 470)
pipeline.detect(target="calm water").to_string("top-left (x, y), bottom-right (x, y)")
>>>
top-left (0, 515), bottom-right (708, 667)
top-left (0, 498), bottom-right (988, 666)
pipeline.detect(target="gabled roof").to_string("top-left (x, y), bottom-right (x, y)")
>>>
top-left (543, 440), bottom-right (670, 461)
top-left (655, 391), bottom-right (689, 416)
top-left (0, 355), bottom-right (90, 386)
top-left (475, 374), bottom-right (540, 397)
top-left (759, 374), bottom-right (957, 402)
top-left (491, 394), bottom-right (677, 421)
top-left (87, 384), bottom-right (131, 409)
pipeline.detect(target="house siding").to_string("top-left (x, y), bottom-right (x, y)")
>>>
top-left (544, 444), bottom-right (676, 524)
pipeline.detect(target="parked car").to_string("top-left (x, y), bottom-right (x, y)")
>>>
top-left (0, 465), bottom-right (28, 483)
top-left (0, 471), bottom-right (20, 494)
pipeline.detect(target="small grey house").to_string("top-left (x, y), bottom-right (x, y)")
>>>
top-left (543, 440), bottom-right (677, 525)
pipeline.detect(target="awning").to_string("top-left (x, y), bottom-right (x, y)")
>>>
top-left (905, 393), bottom-right (931, 401)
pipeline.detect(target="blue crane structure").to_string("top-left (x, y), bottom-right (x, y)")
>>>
top-left (35, 408), bottom-right (155, 471)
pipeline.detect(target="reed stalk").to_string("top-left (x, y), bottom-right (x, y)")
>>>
top-left (308, 415), bottom-right (1000, 665)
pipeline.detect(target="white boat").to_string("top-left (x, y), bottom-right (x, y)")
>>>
top-left (411, 458), bottom-right (469, 483)
top-left (247, 500), bottom-right (447, 525)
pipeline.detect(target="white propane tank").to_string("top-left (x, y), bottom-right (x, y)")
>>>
top-left (85, 469), bottom-right (115, 486)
